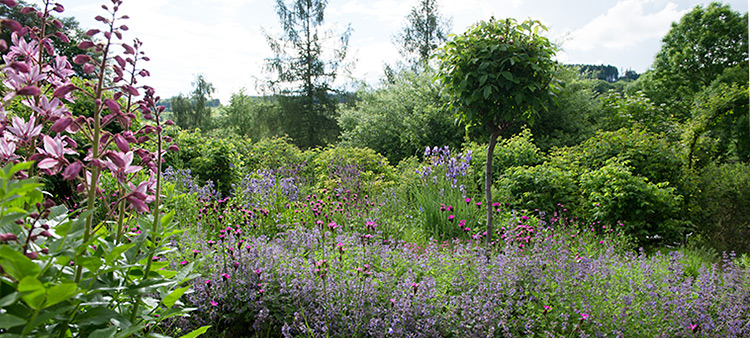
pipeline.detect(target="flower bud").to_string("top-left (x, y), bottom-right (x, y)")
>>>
top-left (53, 84), bottom-right (77, 98)
top-left (78, 41), bottom-right (95, 49)
top-left (8, 61), bottom-right (29, 73)
top-left (50, 19), bottom-right (63, 29)
top-left (26, 251), bottom-right (38, 259)
top-left (53, 31), bottom-right (69, 43)
top-left (1, 19), bottom-right (22, 32)
top-left (73, 54), bottom-right (91, 64)
top-left (17, 85), bottom-right (41, 96)
top-left (0, 0), bottom-right (18, 7)
top-left (79, 62), bottom-right (94, 74)
top-left (20, 6), bottom-right (34, 14)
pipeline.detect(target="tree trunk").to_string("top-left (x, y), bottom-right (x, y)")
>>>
top-left (485, 126), bottom-right (501, 246)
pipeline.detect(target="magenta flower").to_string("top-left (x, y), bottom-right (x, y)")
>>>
top-left (220, 273), bottom-right (230, 281)
top-left (0, 136), bottom-right (19, 162)
top-left (580, 312), bottom-right (589, 321)
top-left (210, 300), bottom-right (218, 306)
top-left (465, 197), bottom-right (471, 204)
top-left (448, 215), bottom-right (455, 221)
top-left (179, 260), bottom-right (188, 265)
top-left (7, 115), bottom-right (42, 143)
top-left (124, 180), bottom-right (154, 213)
top-left (36, 135), bottom-right (76, 175)
top-left (103, 151), bottom-right (142, 183)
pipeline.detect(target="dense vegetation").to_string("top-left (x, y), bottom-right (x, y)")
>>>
top-left (0, 0), bottom-right (748, 337)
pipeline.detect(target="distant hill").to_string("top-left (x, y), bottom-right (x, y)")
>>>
top-left (158, 98), bottom-right (220, 112)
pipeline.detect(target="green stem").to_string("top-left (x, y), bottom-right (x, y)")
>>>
top-left (130, 113), bottom-right (164, 324)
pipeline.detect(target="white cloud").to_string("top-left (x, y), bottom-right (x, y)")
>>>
top-left (564, 0), bottom-right (686, 52)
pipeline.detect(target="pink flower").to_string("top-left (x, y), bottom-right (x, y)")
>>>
top-left (125, 180), bottom-right (154, 213)
top-left (580, 312), bottom-right (589, 321)
top-left (210, 300), bottom-right (218, 306)
top-left (0, 136), bottom-right (18, 162)
top-left (465, 197), bottom-right (471, 204)
top-left (36, 135), bottom-right (76, 175)
top-left (448, 215), bottom-right (455, 221)
top-left (7, 115), bottom-right (42, 143)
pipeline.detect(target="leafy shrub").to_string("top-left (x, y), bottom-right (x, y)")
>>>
top-left (247, 136), bottom-right (307, 172)
top-left (578, 159), bottom-right (684, 246)
top-left (558, 128), bottom-right (685, 189)
top-left (312, 146), bottom-right (397, 197)
top-left (497, 161), bottom-right (578, 214)
top-left (467, 128), bottom-right (544, 194)
top-left (164, 129), bottom-right (252, 196)
top-left (689, 162), bottom-right (750, 254)
top-left (338, 68), bottom-right (464, 164)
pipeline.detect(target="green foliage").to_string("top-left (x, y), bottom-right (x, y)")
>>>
top-left (393, 0), bottom-right (452, 67)
top-left (559, 128), bottom-right (685, 189)
top-left (645, 2), bottom-right (748, 120)
top-left (578, 160), bottom-right (683, 246)
top-left (171, 74), bottom-right (215, 130)
top-left (497, 161), bottom-right (578, 214)
top-left (466, 128), bottom-right (544, 193)
top-left (338, 68), bottom-right (464, 164)
top-left (683, 71), bottom-right (750, 168)
top-left (435, 17), bottom-right (558, 131)
top-left (247, 136), bottom-right (307, 172)
top-left (598, 90), bottom-right (677, 138)
top-left (164, 129), bottom-right (252, 196)
top-left (311, 146), bottom-right (396, 197)
top-left (0, 163), bottom-right (205, 337)
top-left (525, 68), bottom-right (598, 151)
top-left (689, 162), bottom-right (750, 255)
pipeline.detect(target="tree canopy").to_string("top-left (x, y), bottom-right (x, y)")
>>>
top-left (435, 17), bottom-right (558, 245)
top-left (263, 0), bottom-right (351, 148)
top-left (645, 2), bottom-right (748, 119)
top-left (393, 0), bottom-right (451, 67)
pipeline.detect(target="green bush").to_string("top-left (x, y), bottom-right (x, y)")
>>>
top-left (579, 159), bottom-right (683, 246)
top-left (689, 162), bottom-right (750, 254)
top-left (557, 128), bottom-right (685, 190)
top-left (497, 161), bottom-right (578, 214)
top-left (311, 146), bottom-right (397, 197)
top-left (247, 136), bottom-right (308, 172)
top-left (467, 128), bottom-right (544, 195)
top-left (338, 68), bottom-right (464, 164)
top-left (164, 129), bottom-right (252, 196)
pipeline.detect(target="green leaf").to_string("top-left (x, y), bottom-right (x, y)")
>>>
top-left (0, 246), bottom-right (41, 281)
top-left (0, 313), bottom-right (26, 329)
top-left (178, 325), bottom-right (212, 338)
top-left (43, 283), bottom-right (78, 308)
top-left (89, 327), bottom-right (117, 338)
top-left (160, 210), bottom-right (175, 228)
top-left (105, 243), bottom-right (135, 265)
top-left (18, 276), bottom-right (45, 310)
top-left (162, 286), bottom-right (190, 309)
top-left (0, 292), bottom-right (20, 307)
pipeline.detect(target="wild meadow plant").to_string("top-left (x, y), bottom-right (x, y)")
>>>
top-left (0, 0), bottom-right (208, 336)
top-left (413, 146), bottom-right (482, 239)
top-left (171, 209), bottom-right (749, 337)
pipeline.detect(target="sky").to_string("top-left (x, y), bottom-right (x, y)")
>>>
top-left (59, 0), bottom-right (748, 103)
